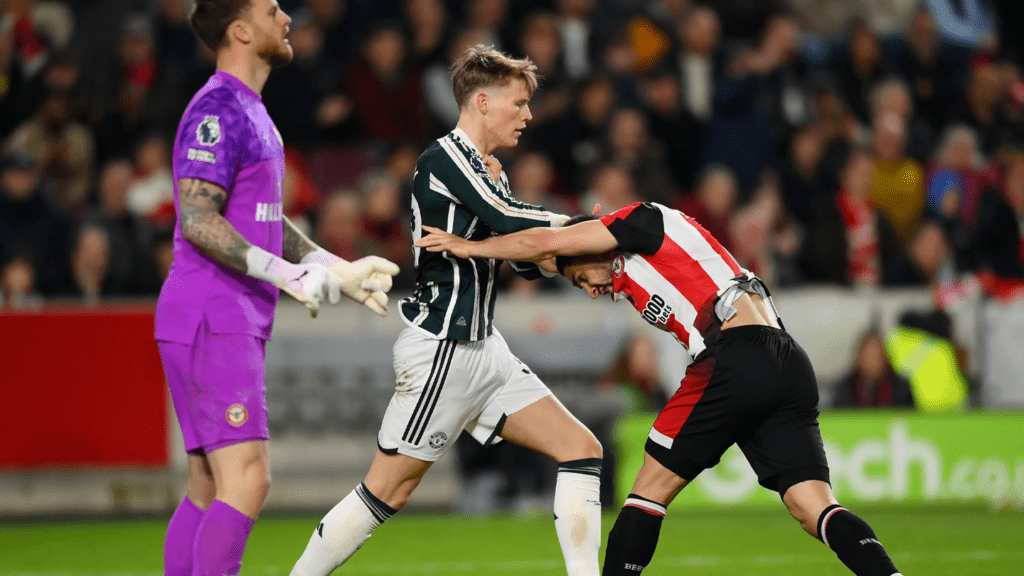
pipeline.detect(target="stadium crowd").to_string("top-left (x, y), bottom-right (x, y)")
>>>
top-left (1, 0), bottom-right (1021, 307)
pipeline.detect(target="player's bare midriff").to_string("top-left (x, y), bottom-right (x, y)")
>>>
top-left (720, 292), bottom-right (781, 331)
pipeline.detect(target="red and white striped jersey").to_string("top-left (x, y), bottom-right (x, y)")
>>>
top-left (599, 202), bottom-right (774, 359)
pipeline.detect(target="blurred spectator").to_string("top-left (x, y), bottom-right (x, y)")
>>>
top-left (730, 174), bottom-right (802, 286)
top-left (404, 0), bottom-right (448, 66)
top-left (282, 148), bottom-right (324, 237)
top-left (869, 77), bottom-right (934, 163)
top-left (887, 220), bottom-right (954, 286)
top-left (545, 73), bottom-right (616, 193)
top-left (0, 149), bottom-right (68, 294)
top-left (263, 9), bottom-right (352, 147)
top-left (423, 27), bottom-right (488, 132)
top-left (955, 56), bottom-right (1017, 156)
top-left (974, 152), bottom-right (1024, 279)
top-left (315, 191), bottom-right (364, 262)
top-left (886, 308), bottom-right (969, 411)
top-left (870, 112), bottom-right (925, 242)
top-left (0, 0), bottom-right (51, 80)
top-left (60, 223), bottom-right (113, 303)
top-left (832, 329), bottom-right (915, 408)
top-left (926, 124), bottom-right (993, 225)
top-left (125, 134), bottom-right (174, 227)
top-left (500, 152), bottom-right (576, 295)
top-left (757, 14), bottom-right (816, 149)
top-left (837, 22), bottom-right (893, 124)
top-left (464, 0), bottom-right (510, 51)
top-left (641, 65), bottom-right (701, 191)
top-left (155, 0), bottom-right (198, 73)
top-left (893, 8), bottom-right (967, 135)
top-left (308, 0), bottom-right (367, 64)
top-left (517, 12), bottom-right (573, 129)
top-left (555, 0), bottom-right (596, 82)
top-left (600, 330), bottom-right (667, 412)
top-left (0, 252), bottom-right (42, 308)
top-left (780, 123), bottom-right (828, 227)
top-left (581, 164), bottom-right (640, 220)
top-left (595, 107), bottom-right (676, 205)
top-left (800, 147), bottom-right (905, 286)
top-left (674, 6), bottom-right (721, 124)
top-left (677, 164), bottom-right (737, 252)
top-left (358, 170), bottom-right (414, 289)
top-left (82, 157), bottom-right (159, 295)
top-left (347, 22), bottom-right (427, 145)
top-left (5, 83), bottom-right (94, 211)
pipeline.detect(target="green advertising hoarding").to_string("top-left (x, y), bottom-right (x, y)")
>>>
top-left (613, 412), bottom-right (1024, 508)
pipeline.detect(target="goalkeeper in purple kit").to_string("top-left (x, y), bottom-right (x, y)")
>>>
top-left (154, 1), bottom-right (398, 575)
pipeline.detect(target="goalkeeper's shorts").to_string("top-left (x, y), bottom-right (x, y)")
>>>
top-left (158, 315), bottom-right (269, 454)
top-left (377, 327), bottom-right (552, 462)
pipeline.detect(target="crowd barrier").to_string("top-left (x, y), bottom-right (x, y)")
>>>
top-left (1, 289), bottom-right (1021, 514)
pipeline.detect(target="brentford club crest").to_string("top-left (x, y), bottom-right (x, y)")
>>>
top-left (612, 255), bottom-right (624, 278)
top-left (226, 403), bottom-right (248, 427)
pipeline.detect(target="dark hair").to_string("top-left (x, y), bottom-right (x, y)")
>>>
top-left (190, 0), bottom-right (252, 51)
top-left (451, 44), bottom-right (539, 109)
top-left (555, 214), bottom-right (600, 275)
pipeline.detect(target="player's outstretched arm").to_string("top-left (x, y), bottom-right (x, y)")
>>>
top-left (179, 178), bottom-right (341, 317)
top-left (415, 220), bottom-right (619, 262)
top-left (283, 217), bottom-right (400, 317)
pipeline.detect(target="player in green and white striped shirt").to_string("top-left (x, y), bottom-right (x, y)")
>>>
top-left (291, 46), bottom-right (604, 576)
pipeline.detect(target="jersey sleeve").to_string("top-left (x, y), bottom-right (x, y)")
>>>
top-left (598, 202), bottom-right (665, 255)
top-left (432, 149), bottom-right (561, 234)
top-left (173, 90), bottom-right (247, 191)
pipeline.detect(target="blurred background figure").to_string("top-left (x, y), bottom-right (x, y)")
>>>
top-left (885, 308), bottom-right (970, 411)
top-left (833, 329), bottom-right (915, 408)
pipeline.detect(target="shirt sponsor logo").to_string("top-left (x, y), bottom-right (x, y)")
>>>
top-left (196, 115), bottom-right (222, 146)
top-left (186, 148), bottom-right (216, 164)
top-left (642, 293), bottom-right (672, 325)
top-left (255, 202), bottom-right (283, 222)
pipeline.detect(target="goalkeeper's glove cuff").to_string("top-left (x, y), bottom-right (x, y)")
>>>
top-left (246, 245), bottom-right (294, 286)
top-left (300, 247), bottom-right (344, 268)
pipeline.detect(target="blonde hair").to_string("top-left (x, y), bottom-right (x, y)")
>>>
top-left (450, 44), bottom-right (539, 110)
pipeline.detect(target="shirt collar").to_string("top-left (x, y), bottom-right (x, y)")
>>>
top-left (215, 70), bottom-right (262, 100)
top-left (450, 127), bottom-right (483, 158)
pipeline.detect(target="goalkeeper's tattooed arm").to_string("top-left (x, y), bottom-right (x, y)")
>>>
top-left (282, 216), bottom-right (318, 263)
top-left (178, 177), bottom-right (251, 272)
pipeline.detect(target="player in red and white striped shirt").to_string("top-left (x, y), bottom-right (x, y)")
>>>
top-left (417, 202), bottom-right (902, 576)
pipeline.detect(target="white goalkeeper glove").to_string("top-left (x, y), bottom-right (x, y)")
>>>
top-left (302, 249), bottom-right (400, 316)
top-left (245, 246), bottom-right (341, 317)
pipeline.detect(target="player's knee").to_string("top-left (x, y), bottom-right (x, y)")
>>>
top-left (785, 500), bottom-right (819, 537)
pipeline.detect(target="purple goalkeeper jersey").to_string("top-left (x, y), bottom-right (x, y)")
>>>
top-left (155, 70), bottom-right (285, 343)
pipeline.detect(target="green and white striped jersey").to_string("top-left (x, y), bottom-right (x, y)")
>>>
top-left (400, 128), bottom-right (562, 341)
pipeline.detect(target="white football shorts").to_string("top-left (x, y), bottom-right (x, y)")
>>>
top-left (378, 327), bottom-right (552, 461)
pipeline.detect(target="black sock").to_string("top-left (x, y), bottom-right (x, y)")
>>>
top-left (817, 505), bottom-right (900, 576)
top-left (602, 494), bottom-right (665, 575)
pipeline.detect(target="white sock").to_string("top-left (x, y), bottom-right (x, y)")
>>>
top-left (553, 459), bottom-right (603, 576)
top-left (290, 483), bottom-right (395, 576)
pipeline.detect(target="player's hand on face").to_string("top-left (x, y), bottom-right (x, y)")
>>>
top-left (279, 263), bottom-right (341, 318)
top-left (329, 256), bottom-right (400, 317)
top-left (482, 154), bottom-right (502, 183)
top-left (415, 226), bottom-right (474, 259)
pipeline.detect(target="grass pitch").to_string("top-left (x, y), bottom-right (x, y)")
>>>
top-left (1, 507), bottom-right (1021, 575)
